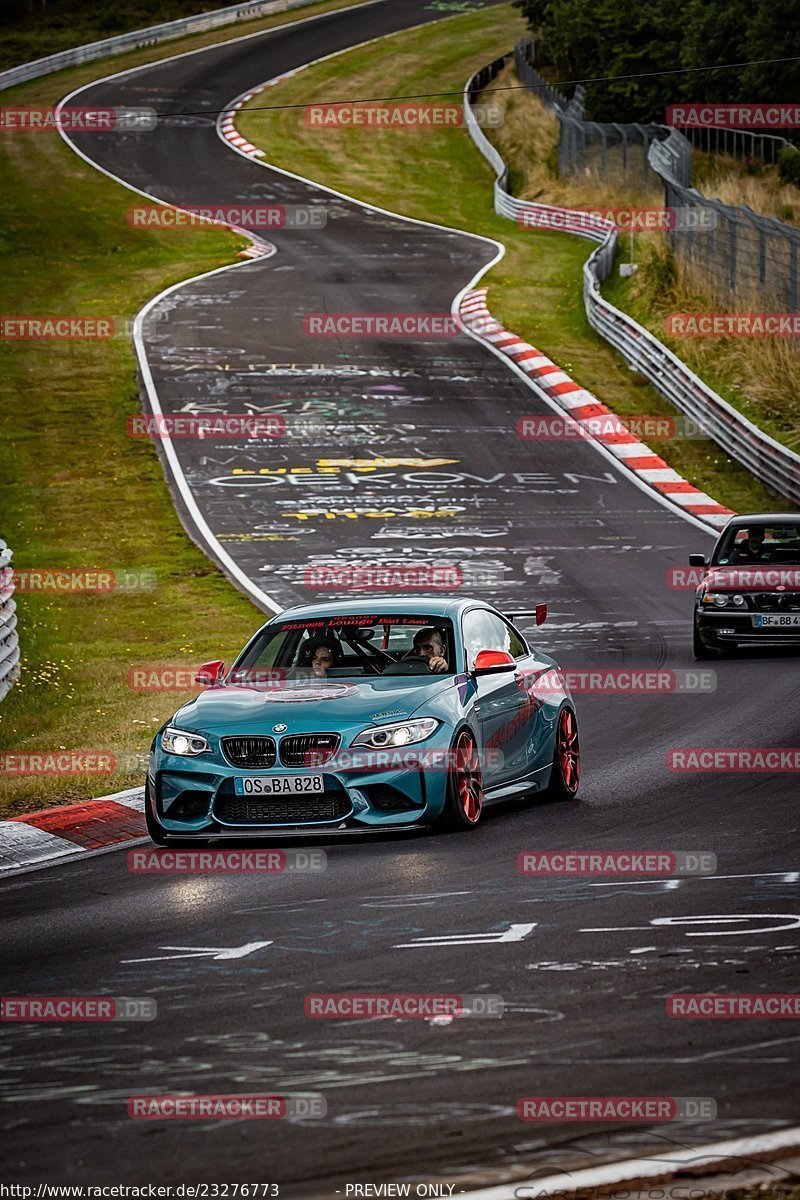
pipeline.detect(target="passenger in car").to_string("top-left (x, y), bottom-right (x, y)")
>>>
top-left (303, 637), bottom-right (342, 677)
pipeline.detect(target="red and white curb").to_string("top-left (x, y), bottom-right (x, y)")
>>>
top-left (0, 787), bottom-right (146, 872)
top-left (460, 288), bottom-right (735, 530)
top-left (217, 80), bottom-right (296, 259)
top-left (460, 1126), bottom-right (800, 1200)
top-left (218, 72), bottom-right (304, 158)
top-left (219, 94), bottom-right (264, 158)
top-left (219, 69), bottom-right (734, 530)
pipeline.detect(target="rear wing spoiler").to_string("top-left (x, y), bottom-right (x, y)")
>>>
top-left (505, 604), bottom-right (548, 626)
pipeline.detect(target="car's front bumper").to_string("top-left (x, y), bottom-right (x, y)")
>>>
top-left (696, 609), bottom-right (800, 645)
top-left (148, 754), bottom-right (449, 837)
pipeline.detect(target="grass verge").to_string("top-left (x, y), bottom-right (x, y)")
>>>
top-left (238, 4), bottom-right (785, 513)
top-left (0, 0), bottom-right (274, 72)
top-left (0, 0), bottom-right (377, 818)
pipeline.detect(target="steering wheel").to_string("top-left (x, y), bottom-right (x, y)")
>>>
top-left (345, 630), bottom-right (397, 672)
top-left (387, 654), bottom-right (431, 674)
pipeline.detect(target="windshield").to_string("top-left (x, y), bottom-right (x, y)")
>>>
top-left (714, 523), bottom-right (800, 566)
top-left (231, 613), bottom-right (456, 682)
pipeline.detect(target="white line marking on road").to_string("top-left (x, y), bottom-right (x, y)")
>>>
top-left (590, 870), bottom-right (800, 886)
top-left (361, 890), bottom-right (472, 908)
top-left (652, 914), bottom-right (800, 935)
top-left (395, 923), bottom-right (537, 948)
top-left (671, 1034), bottom-right (800, 1063)
top-left (121, 941), bottom-right (272, 963)
top-left (582, 914), bottom-right (800, 935)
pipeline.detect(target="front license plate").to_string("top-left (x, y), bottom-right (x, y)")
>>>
top-left (753, 614), bottom-right (800, 628)
top-left (234, 774), bottom-right (324, 796)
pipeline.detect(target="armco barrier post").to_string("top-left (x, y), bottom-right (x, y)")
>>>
top-left (0, 540), bottom-right (20, 704)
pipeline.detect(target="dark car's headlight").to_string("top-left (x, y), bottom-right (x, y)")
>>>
top-left (702, 593), bottom-right (746, 609)
top-left (352, 718), bottom-right (439, 749)
top-left (161, 727), bottom-right (210, 756)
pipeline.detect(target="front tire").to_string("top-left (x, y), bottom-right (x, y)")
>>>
top-left (543, 706), bottom-right (580, 800)
top-left (435, 728), bottom-right (484, 832)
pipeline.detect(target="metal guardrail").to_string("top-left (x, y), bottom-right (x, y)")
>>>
top-left (683, 123), bottom-right (796, 167)
top-left (463, 59), bottom-right (800, 507)
top-left (0, 0), bottom-right (324, 93)
top-left (0, 541), bottom-right (20, 704)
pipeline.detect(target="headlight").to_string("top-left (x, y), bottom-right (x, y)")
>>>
top-left (732, 594), bottom-right (746, 607)
top-left (352, 717), bottom-right (439, 749)
top-left (161, 727), bottom-right (210, 756)
top-left (702, 593), bottom-right (730, 607)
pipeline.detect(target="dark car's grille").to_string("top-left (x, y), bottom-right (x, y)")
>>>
top-left (214, 793), bottom-right (351, 825)
top-left (751, 592), bottom-right (800, 612)
top-left (279, 733), bottom-right (340, 767)
top-left (221, 736), bottom-right (277, 768)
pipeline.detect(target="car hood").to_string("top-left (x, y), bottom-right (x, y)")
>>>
top-left (171, 675), bottom-right (457, 735)
top-left (705, 565), bottom-right (799, 590)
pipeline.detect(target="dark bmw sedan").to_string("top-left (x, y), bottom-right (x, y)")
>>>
top-left (690, 513), bottom-right (800, 658)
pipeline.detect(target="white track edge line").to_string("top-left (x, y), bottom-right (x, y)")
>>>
top-left (53, 0), bottom-right (490, 617)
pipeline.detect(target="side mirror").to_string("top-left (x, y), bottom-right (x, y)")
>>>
top-left (473, 649), bottom-right (516, 675)
top-left (688, 553), bottom-right (707, 566)
top-left (195, 659), bottom-right (225, 687)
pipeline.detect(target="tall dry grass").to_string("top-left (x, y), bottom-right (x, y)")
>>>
top-left (483, 66), bottom-right (800, 450)
top-left (694, 154), bottom-right (800, 227)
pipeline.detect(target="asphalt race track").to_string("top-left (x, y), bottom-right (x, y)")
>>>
top-left (2, 0), bottom-right (799, 1191)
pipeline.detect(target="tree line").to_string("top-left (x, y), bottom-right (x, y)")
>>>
top-left (513, 0), bottom-right (800, 125)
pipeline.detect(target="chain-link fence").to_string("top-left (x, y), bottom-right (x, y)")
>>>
top-left (514, 42), bottom-right (690, 188)
top-left (514, 39), bottom-right (800, 311)
top-left (650, 134), bottom-right (800, 310)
